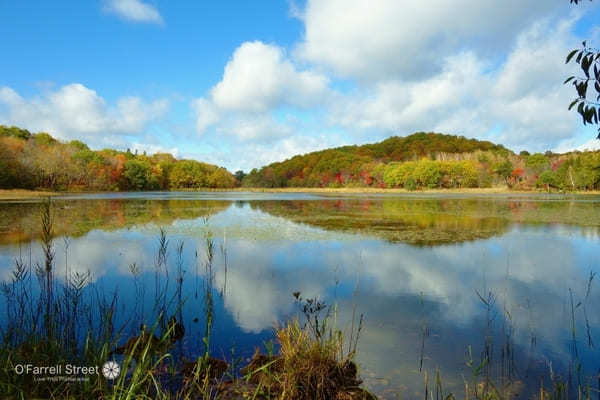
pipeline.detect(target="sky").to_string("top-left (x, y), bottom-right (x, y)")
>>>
top-left (1, 0), bottom-right (600, 172)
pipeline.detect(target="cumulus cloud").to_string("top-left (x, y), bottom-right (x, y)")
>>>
top-left (556, 137), bottom-right (600, 152)
top-left (228, 134), bottom-right (333, 169)
top-left (182, 133), bottom-right (338, 173)
top-left (104, 0), bottom-right (163, 24)
top-left (211, 41), bottom-right (329, 112)
top-left (192, 98), bottom-right (221, 133)
top-left (0, 83), bottom-right (169, 143)
top-left (326, 17), bottom-right (586, 152)
top-left (192, 41), bottom-right (329, 138)
top-left (219, 114), bottom-right (293, 142)
top-left (296, 0), bottom-right (571, 82)
top-left (185, 1), bottom-right (599, 171)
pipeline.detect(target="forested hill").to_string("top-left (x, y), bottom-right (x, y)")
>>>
top-left (242, 132), bottom-right (600, 191)
top-left (333, 132), bottom-right (507, 160)
top-left (2, 126), bottom-right (599, 192)
top-left (0, 125), bottom-right (237, 191)
top-left (242, 132), bottom-right (511, 187)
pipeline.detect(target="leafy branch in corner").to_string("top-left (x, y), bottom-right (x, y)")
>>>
top-left (566, 0), bottom-right (600, 138)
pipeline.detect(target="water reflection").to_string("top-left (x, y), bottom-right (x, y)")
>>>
top-left (0, 193), bottom-right (599, 398)
top-left (0, 198), bottom-right (229, 245)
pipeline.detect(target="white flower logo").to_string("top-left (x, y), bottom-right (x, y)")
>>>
top-left (102, 361), bottom-right (120, 380)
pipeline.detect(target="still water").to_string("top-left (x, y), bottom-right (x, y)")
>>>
top-left (1, 192), bottom-right (599, 398)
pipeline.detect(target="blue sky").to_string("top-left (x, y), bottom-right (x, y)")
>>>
top-left (1, 0), bottom-right (600, 172)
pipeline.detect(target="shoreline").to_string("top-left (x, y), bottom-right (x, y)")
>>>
top-left (0, 189), bottom-right (63, 200)
top-left (2, 187), bottom-right (600, 200)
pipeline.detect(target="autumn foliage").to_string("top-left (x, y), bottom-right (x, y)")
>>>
top-left (0, 125), bottom-right (236, 191)
top-left (2, 127), bottom-right (600, 192)
top-left (241, 132), bottom-right (600, 191)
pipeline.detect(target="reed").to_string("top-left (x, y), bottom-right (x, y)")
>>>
top-left (0, 202), bottom-right (376, 399)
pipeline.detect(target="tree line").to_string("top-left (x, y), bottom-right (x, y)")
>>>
top-left (0, 125), bottom-right (237, 191)
top-left (242, 132), bottom-right (600, 191)
top-left (2, 127), bottom-right (599, 192)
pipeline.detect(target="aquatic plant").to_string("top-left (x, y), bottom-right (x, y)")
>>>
top-left (0, 202), bottom-right (375, 399)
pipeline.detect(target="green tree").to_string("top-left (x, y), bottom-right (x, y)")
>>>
top-left (383, 162), bottom-right (416, 188)
top-left (234, 170), bottom-right (246, 183)
top-left (124, 160), bottom-right (151, 190)
top-left (447, 161), bottom-right (478, 188)
top-left (413, 160), bottom-right (441, 188)
top-left (537, 170), bottom-right (557, 192)
top-left (207, 168), bottom-right (236, 188)
top-left (492, 160), bottom-right (513, 185)
top-left (69, 140), bottom-right (89, 151)
top-left (405, 176), bottom-right (417, 191)
top-left (0, 151), bottom-right (9, 188)
top-left (0, 125), bottom-right (31, 140)
top-left (33, 132), bottom-right (57, 146)
top-left (169, 160), bottom-right (207, 188)
top-left (525, 153), bottom-right (550, 173)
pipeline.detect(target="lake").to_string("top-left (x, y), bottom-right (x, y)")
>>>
top-left (1, 192), bottom-right (599, 398)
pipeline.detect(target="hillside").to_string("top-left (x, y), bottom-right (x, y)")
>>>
top-left (0, 125), bottom-right (237, 191)
top-left (2, 126), bottom-right (599, 192)
top-left (242, 132), bottom-right (600, 191)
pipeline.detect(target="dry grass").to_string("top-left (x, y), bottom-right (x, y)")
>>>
top-left (276, 319), bottom-right (368, 400)
top-left (178, 187), bottom-right (600, 195)
top-left (0, 189), bottom-right (62, 199)
top-left (4, 187), bottom-right (600, 198)
top-left (236, 319), bottom-right (374, 400)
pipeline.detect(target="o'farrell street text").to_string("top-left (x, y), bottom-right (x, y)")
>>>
top-left (15, 364), bottom-right (99, 375)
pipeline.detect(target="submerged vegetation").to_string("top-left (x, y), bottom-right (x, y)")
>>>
top-left (250, 197), bottom-right (600, 245)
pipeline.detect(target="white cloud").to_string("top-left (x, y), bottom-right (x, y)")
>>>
top-left (577, 139), bottom-right (600, 151)
top-left (326, 17), bottom-right (586, 152)
top-left (184, 2), bottom-right (599, 171)
top-left (556, 137), bottom-right (600, 153)
top-left (0, 87), bottom-right (22, 105)
top-left (296, 0), bottom-right (570, 82)
top-left (328, 52), bottom-right (486, 132)
top-left (219, 114), bottom-right (293, 142)
top-left (104, 0), bottom-right (163, 24)
top-left (0, 83), bottom-right (169, 143)
top-left (192, 98), bottom-right (221, 133)
top-left (113, 96), bottom-right (169, 132)
top-left (181, 134), bottom-right (338, 173)
top-left (230, 135), bottom-right (332, 170)
top-left (212, 41), bottom-right (329, 112)
top-left (192, 41), bottom-right (330, 138)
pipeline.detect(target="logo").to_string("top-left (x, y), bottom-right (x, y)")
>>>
top-left (102, 361), bottom-right (120, 380)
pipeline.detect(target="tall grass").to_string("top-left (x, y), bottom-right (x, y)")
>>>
top-left (235, 292), bottom-right (371, 400)
top-left (419, 278), bottom-right (600, 400)
top-left (3, 200), bottom-right (597, 399)
top-left (0, 200), bottom-right (373, 399)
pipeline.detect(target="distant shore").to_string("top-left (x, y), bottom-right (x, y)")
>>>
top-left (218, 187), bottom-right (600, 195)
top-left (3, 187), bottom-right (600, 200)
top-left (0, 189), bottom-right (63, 200)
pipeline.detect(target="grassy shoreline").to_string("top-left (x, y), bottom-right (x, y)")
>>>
top-left (0, 189), bottom-right (63, 200)
top-left (2, 187), bottom-right (600, 200)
